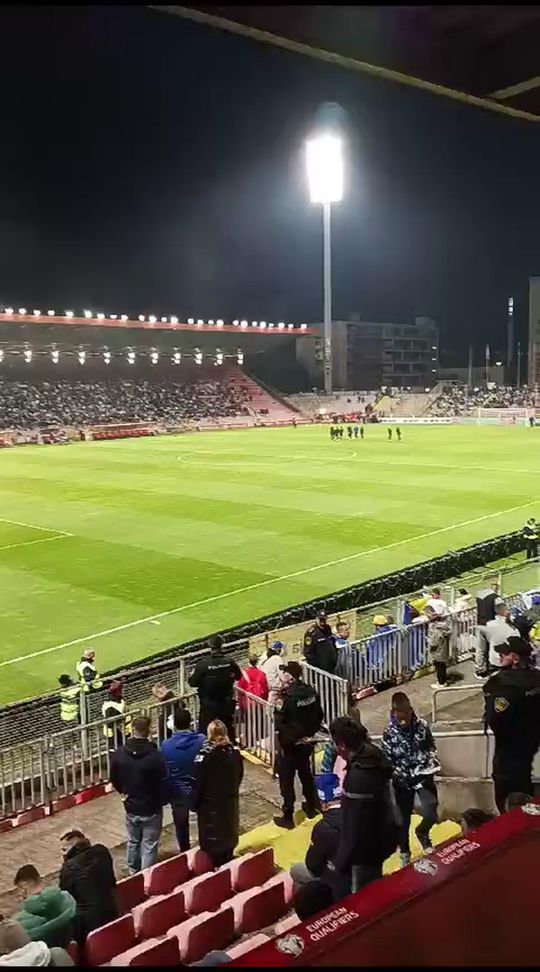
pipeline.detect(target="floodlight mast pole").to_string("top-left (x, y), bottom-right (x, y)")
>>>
top-left (322, 201), bottom-right (333, 395)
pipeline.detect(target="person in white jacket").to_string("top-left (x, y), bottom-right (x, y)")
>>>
top-left (260, 641), bottom-right (285, 692)
top-left (0, 919), bottom-right (73, 967)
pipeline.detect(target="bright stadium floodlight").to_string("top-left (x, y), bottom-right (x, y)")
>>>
top-left (33, 309), bottom-right (41, 316)
top-left (47, 309), bottom-right (55, 316)
top-left (0, 350), bottom-right (4, 362)
top-left (5, 307), bottom-right (13, 315)
top-left (237, 350), bottom-right (244, 365)
top-left (306, 125), bottom-right (344, 396)
top-left (66, 310), bottom-right (74, 318)
top-left (18, 307), bottom-right (27, 315)
top-left (78, 350), bottom-right (86, 365)
top-left (51, 349), bottom-right (59, 364)
top-left (103, 350), bottom-right (111, 364)
top-left (170, 315), bottom-right (178, 324)
top-left (195, 349), bottom-right (203, 365)
top-left (24, 348), bottom-right (32, 363)
top-left (84, 309), bottom-right (92, 319)
top-left (150, 350), bottom-right (159, 365)
top-left (173, 350), bottom-right (181, 364)
top-left (97, 312), bottom-right (105, 320)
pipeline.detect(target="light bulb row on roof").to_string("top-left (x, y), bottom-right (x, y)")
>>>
top-left (1, 308), bottom-right (305, 330)
top-left (0, 347), bottom-right (244, 365)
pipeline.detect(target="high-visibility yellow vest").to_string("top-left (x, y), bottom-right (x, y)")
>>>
top-left (60, 684), bottom-right (80, 722)
top-left (76, 659), bottom-right (103, 692)
top-left (101, 699), bottom-right (131, 738)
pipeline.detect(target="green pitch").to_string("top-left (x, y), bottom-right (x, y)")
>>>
top-left (0, 424), bottom-right (537, 704)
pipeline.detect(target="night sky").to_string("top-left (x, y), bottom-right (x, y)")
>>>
top-left (2, 5), bottom-right (540, 363)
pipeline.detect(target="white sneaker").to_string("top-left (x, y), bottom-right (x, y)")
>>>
top-left (400, 852), bottom-right (411, 868)
top-left (431, 682), bottom-right (447, 689)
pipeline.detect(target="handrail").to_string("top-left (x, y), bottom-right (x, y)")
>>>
top-left (431, 683), bottom-right (484, 723)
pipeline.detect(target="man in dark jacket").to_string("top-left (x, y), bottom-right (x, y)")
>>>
top-left (188, 636), bottom-right (242, 743)
top-left (161, 706), bottom-right (205, 852)
top-left (110, 714), bottom-right (168, 873)
top-left (290, 806), bottom-right (341, 895)
top-left (483, 636), bottom-right (540, 813)
top-left (274, 662), bottom-right (323, 830)
top-left (59, 830), bottom-right (118, 946)
top-left (303, 612), bottom-right (337, 674)
top-left (330, 716), bottom-right (399, 896)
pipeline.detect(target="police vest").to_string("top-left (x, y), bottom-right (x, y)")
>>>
top-left (60, 685), bottom-right (80, 722)
top-left (101, 699), bottom-right (131, 738)
top-left (76, 659), bottom-right (103, 691)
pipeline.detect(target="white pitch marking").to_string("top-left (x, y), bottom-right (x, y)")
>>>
top-left (0, 515), bottom-right (73, 537)
top-left (0, 535), bottom-right (74, 553)
top-left (176, 450), bottom-right (358, 465)
top-left (0, 497), bottom-right (537, 670)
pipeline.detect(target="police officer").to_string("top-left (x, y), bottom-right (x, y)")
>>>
top-left (274, 661), bottom-right (323, 829)
top-left (483, 636), bottom-right (540, 813)
top-left (58, 674), bottom-right (81, 725)
top-left (188, 635), bottom-right (242, 743)
top-left (523, 518), bottom-right (539, 560)
top-left (101, 680), bottom-right (131, 750)
top-left (76, 649), bottom-right (103, 692)
top-left (303, 612), bottom-right (337, 674)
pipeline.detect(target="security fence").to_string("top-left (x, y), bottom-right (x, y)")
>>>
top-left (235, 687), bottom-right (276, 769)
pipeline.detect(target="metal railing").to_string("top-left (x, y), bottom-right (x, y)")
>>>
top-left (0, 694), bottom-right (197, 819)
top-left (235, 687), bottom-right (276, 769)
top-left (301, 661), bottom-right (349, 725)
top-left (431, 684), bottom-right (485, 724)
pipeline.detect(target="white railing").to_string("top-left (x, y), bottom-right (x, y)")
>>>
top-left (235, 687), bottom-right (276, 769)
top-left (301, 662), bottom-right (349, 725)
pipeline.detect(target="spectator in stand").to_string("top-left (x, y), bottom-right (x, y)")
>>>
top-left (110, 714), bottom-right (168, 873)
top-left (0, 919), bottom-right (74, 967)
top-left (426, 605), bottom-right (451, 687)
top-left (290, 806), bottom-right (341, 895)
top-left (292, 880), bottom-right (334, 920)
top-left (329, 717), bottom-right (398, 895)
top-left (426, 588), bottom-right (449, 616)
top-left (366, 615), bottom-right (398, 678)
top-left (483, 637), bottom-right (540, 813)
top-left (460, 808), bottom-right (496, 834)
top-left (523, 518), bottom-right (539, 560)
top-left (303, 612), bottom-right (337, 674)
top-left (161, 706), bottom-right (205, 852)
top-left (274, 662), bottom-right (323, 830)
top-left (191, 720), bottom-right (244, 867)
top-left (483, 603), bottom-right (519, 672)
top-left (13, 866), bottom-right (75, 948)
top-left (58, 830), bottom-right (118, 946)
top-left (475, 581), bottom-right (502, 678)
top-left (189, 636), bottom-right (242, 744)
top-left (453, 588), bottom-right (475, 614)
top-left (382, 692), bottom-right (440, 866)
top-left (334, 621), bottom-right (355, 682)
top-left (238, 656), bottom-right (269, 705)
top-left (101, 680), bottom-right (130, 751)
top-left (152, 683), bottom-right (176, 741)
top-left (260, 642), bottom-right (286, 703)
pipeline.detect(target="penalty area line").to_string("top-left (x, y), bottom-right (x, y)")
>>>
top-left (0, 497), bottom-right (537, 670)
top-left (0, 535), bottom-right (74, 553)
top-left (0, 515), bottom-right (74, 537)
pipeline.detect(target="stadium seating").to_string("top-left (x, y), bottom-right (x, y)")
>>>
top-left (220, 847), bottom-right (275, 892)
top-left (109, 935), bottom-right (181, 967)
top-left (116, 872), bottom-right (146, 913)
top-left (182, 869), bottom-right (232, 915)
top-left (144, 852), bottom-right (192, 896)
top-left (166, 907), bottom-right (236, 963)
top-left (81, 846), bottom-right (290, 965)
top-left (224, 880), bottom-right (287, 934)
top-left (132, 887), bottom-right (186, 938)
top-left (85, 914), bottom-right (136, 966)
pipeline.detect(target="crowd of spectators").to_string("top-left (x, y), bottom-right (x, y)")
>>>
top-left (0, 377), bottom-right (251, 430)
top-left (431, 384), bottom-right (535, 416)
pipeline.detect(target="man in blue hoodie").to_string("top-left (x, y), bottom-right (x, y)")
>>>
top-left (161, 706), bottom-right (206, 852)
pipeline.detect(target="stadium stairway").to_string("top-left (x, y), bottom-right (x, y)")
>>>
top-left (226, 368), bottom-right (297, 423)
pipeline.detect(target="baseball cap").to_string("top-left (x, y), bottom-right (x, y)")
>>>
top-left (373, 614), bottom-right (388, 626)
top-left (317, 610), bottom-right (327, 621)
top-left (271, 640), bottom-right (284, 652)
top-left (281, 661), bottom-right (303, 679)
top-left (82, 649), bottom-right (95, 659)
top-left (495, 636), bottom-right (532, 658)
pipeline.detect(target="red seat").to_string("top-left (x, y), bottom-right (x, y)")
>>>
top-left (264, 871), bottom-right (295, 906)
top-left (185, 869), bottom-right (231, 915)
top-left (110, 936), bottom-right (181, 967)
top-left (225, 848), bottom-right (275, 892)
top-left (227, 933), bottom-right (271, 959)
top-left (85, 914), bottom-right (136, 966)
top-left (167, 907), bottom-right (235, 963)
top-left (227, 882), bottom-right (287, 935)
top-left (144, 853), bottom-right (191, 896)
top-left (65, 941), bottom-right (79, 964)
top-left (186, 847), bottom-right (214, 876)
top-left (133, 888), bottom-right (185, 939)
top-left (116, 872), bottom-right (146, 913)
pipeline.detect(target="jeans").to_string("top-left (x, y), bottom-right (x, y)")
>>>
top-left (126, 810), bottom-right (163, 873)
top-left (171, 801), bottom-right (190, 852)
top-left (394, 782), bottom-right (438, 854)
top-left (278, 743), bottom-right (321, 818)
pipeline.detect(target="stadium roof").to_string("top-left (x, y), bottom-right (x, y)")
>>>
top-left (153, 5), bottom-right (540, 123)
